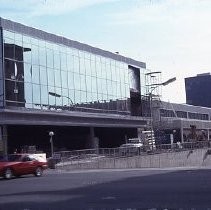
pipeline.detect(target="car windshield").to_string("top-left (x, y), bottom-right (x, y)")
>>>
top-left (0, 154), bottom-right (22, 162)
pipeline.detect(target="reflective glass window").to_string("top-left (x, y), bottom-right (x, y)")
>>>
top-left (62, 88), bottom-right (69, 106)
top-left (24, 63), bottom-right (32, 83)
top-left (85, 58), bottom-right (91, 76)
top-left (90, 59), bottom-right (96, 77)
top-left (92, 92), bottom-right (98, 102)
top-left (75, 90), bottom-right (81, 104)
top-left (116, 66), bottom-right (121, 82)
top-left (86, 76), bottom-right (92, 92)
top-left (24, 82), bottom-right (33, 104)
top-left (80, 91), bottom-right (86, 103)
top-left (91, 77), bottom-right (97, 93)
top-left (80, 74), bottom-right (86, 91)
top-left (67, 54), bottom-right (74, 72)
top-left (55, 70), bottom-right (61, 87)
top-left (15, 33), bottom-right (23, 48)
top-left (53, 43), bottom-right (60, 52)
top-left (98, 93), bottom-right (103, 101)
top-left (97, 78), bottom-right (103, 95)
top-left (79, 58), bottom-right (85, 74)
top-left (0, 59), bottom-right (3, 79)
top-left (23, 43), bottom-right (32, 64)
top-left (101, 62), bottom-right (107, 79)
top-left (14, 45), bottom-right (23, 62)
top-left (46, 48), bottom-right (54, 68)
top-left (112, 81), bottom-right (117, 97)
top-left (40, 66), bottom-right (47, 85)
top-left (125, 84), bottom-right (130, 98)
top-left (67, 71), bottom-right (74, 89)
top-left (68, 89), bottom-right (75, 104)
top-left (23, 35), bottom-right (31, 44)
top-left (31, 65), bottom-right (40, 84)
top-left (4, 36), bottom-right (14, 46)
top-left (73, 56), bottom-right (80, 73)
top-left (14, 61), bottom-right (24, 82)
top-left (72, 48), bottom-right (79, 57)
top-left (117, 82), bottom-right (122, 98)
top-left (124, 69), bottom-right (129, 84)
top-left (39, 47), bottom-right (46, 66)
top-left (101, 79), bottom-right (107, 95)
top-left (32, 84), bottom-right (41, 104)
top-left (96, 59), bottom-right (101, 78)
top-left (54, 53), bottom-right (60, 70)
top-left (106, 63), bottom-right (112, 81)
top-left (61, 70), bottom-right (68, 88)
top-left (121, 82), bottom-right (126, 98)
top-left (31, 45), bottom-right (39, 65)
top-left (31, 37), bottom-right (38, 46)
top-left (111, 65), bottom-right (117, 82)
top-left (4, 59), bottom-right (14, 79)
top-left (39, 40), bottom-right (46, 48)
top-left (47, 68), bottom-right (55, 87)
top-left (107, 80), bottom-right (113, 96)
top-left (55, 87), bottom-right (62, 106)
top-left (102, 94), bottom-right (108, 101)
top-left (60, 46), bottom-right (67, 53)
top-left (74, 73), bottom-right (80, 90)
top-left (5, 80), bottom-right (15, 101)
top-left (46, 42), bottom-right (53, 50)
top-left (119, 68), bottom-right (125, 84)
top-left (40, 85), bottom-right (48, 105)
top-left (4, 40), bottom-right (15, 59)
top-left (4, 30), bottom-right (15, 40)
top-left (48, 86), bottom-right (56, 105)
top-left (86, 91), bottom-right (92, 103)
top-left (61, 53), bottom-right (67, 70)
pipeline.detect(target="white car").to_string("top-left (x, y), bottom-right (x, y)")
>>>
top-left (119, 143), bottom-right (143, 156)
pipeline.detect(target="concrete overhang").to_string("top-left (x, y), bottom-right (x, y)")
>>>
top-left (157, 118), bottom-right (211, 130)
top-left (0, 109), bottom-right (149, 128)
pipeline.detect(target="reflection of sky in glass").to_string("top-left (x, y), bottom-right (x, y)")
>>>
top-left (2, 29), bottom-right (147, 114)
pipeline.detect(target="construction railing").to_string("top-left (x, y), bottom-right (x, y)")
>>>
top-left (52, 141), bottom-right (211, 166)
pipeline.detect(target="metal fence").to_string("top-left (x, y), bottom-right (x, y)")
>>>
top-left (53, 141), bottom-right (211, 166)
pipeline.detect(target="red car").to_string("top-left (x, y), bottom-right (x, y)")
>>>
top-left (0, 154), bottom-right (48, 179)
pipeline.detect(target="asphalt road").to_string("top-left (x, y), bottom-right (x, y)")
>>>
top-left (1, 168), bottom-right (211, 210)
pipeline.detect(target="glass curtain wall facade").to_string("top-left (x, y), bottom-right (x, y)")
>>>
top-left (1, 28), bottom-right (147, 115)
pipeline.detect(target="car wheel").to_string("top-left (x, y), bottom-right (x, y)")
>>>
top-left (34, 167), bottom-right (43, 177)
top-left (4, 168), bottom-right (13, 179)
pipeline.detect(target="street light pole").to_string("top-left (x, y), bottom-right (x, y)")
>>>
top-left (147, 76), bottom-right (176, 147)
top-left (49, 131), bottom-right (54, 157)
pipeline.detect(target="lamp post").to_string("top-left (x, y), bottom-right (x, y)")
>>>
top-left (49, 131), bottom-right (54, 157)
top-left (147, 76), bottom-right (176, 146)
top-left (48, 91), bottom-right (74, 106)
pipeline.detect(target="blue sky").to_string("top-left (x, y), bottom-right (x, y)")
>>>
top-left (1, 0), bottom-right (211, 103)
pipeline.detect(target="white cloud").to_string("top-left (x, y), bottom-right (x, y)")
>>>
top-left (110, 0), bottom-right (211, 25)
top-left (0, 0), bottom-right (117, 17)
top-left (107, 0), bottom-right (211, 103)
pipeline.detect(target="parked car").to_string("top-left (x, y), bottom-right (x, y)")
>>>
top-left (0, 153), bottom-right (48, 179)
top-left (119, 143), bottom-right (143, 156)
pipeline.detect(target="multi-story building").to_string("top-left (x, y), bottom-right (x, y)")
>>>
top-left (0, 17), bottom-right (150, 155)
top-left (152, 100), bottom-right (211, 144)
top-left (185, 73), bottom-right (211, 108)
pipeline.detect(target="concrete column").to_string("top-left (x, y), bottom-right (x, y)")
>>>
top-left (87, 127), bottom-right (99, 149)
top-left (0, 125), bottom-right (8, 156)
top-left (181, 121), bottom-right (184, 143)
